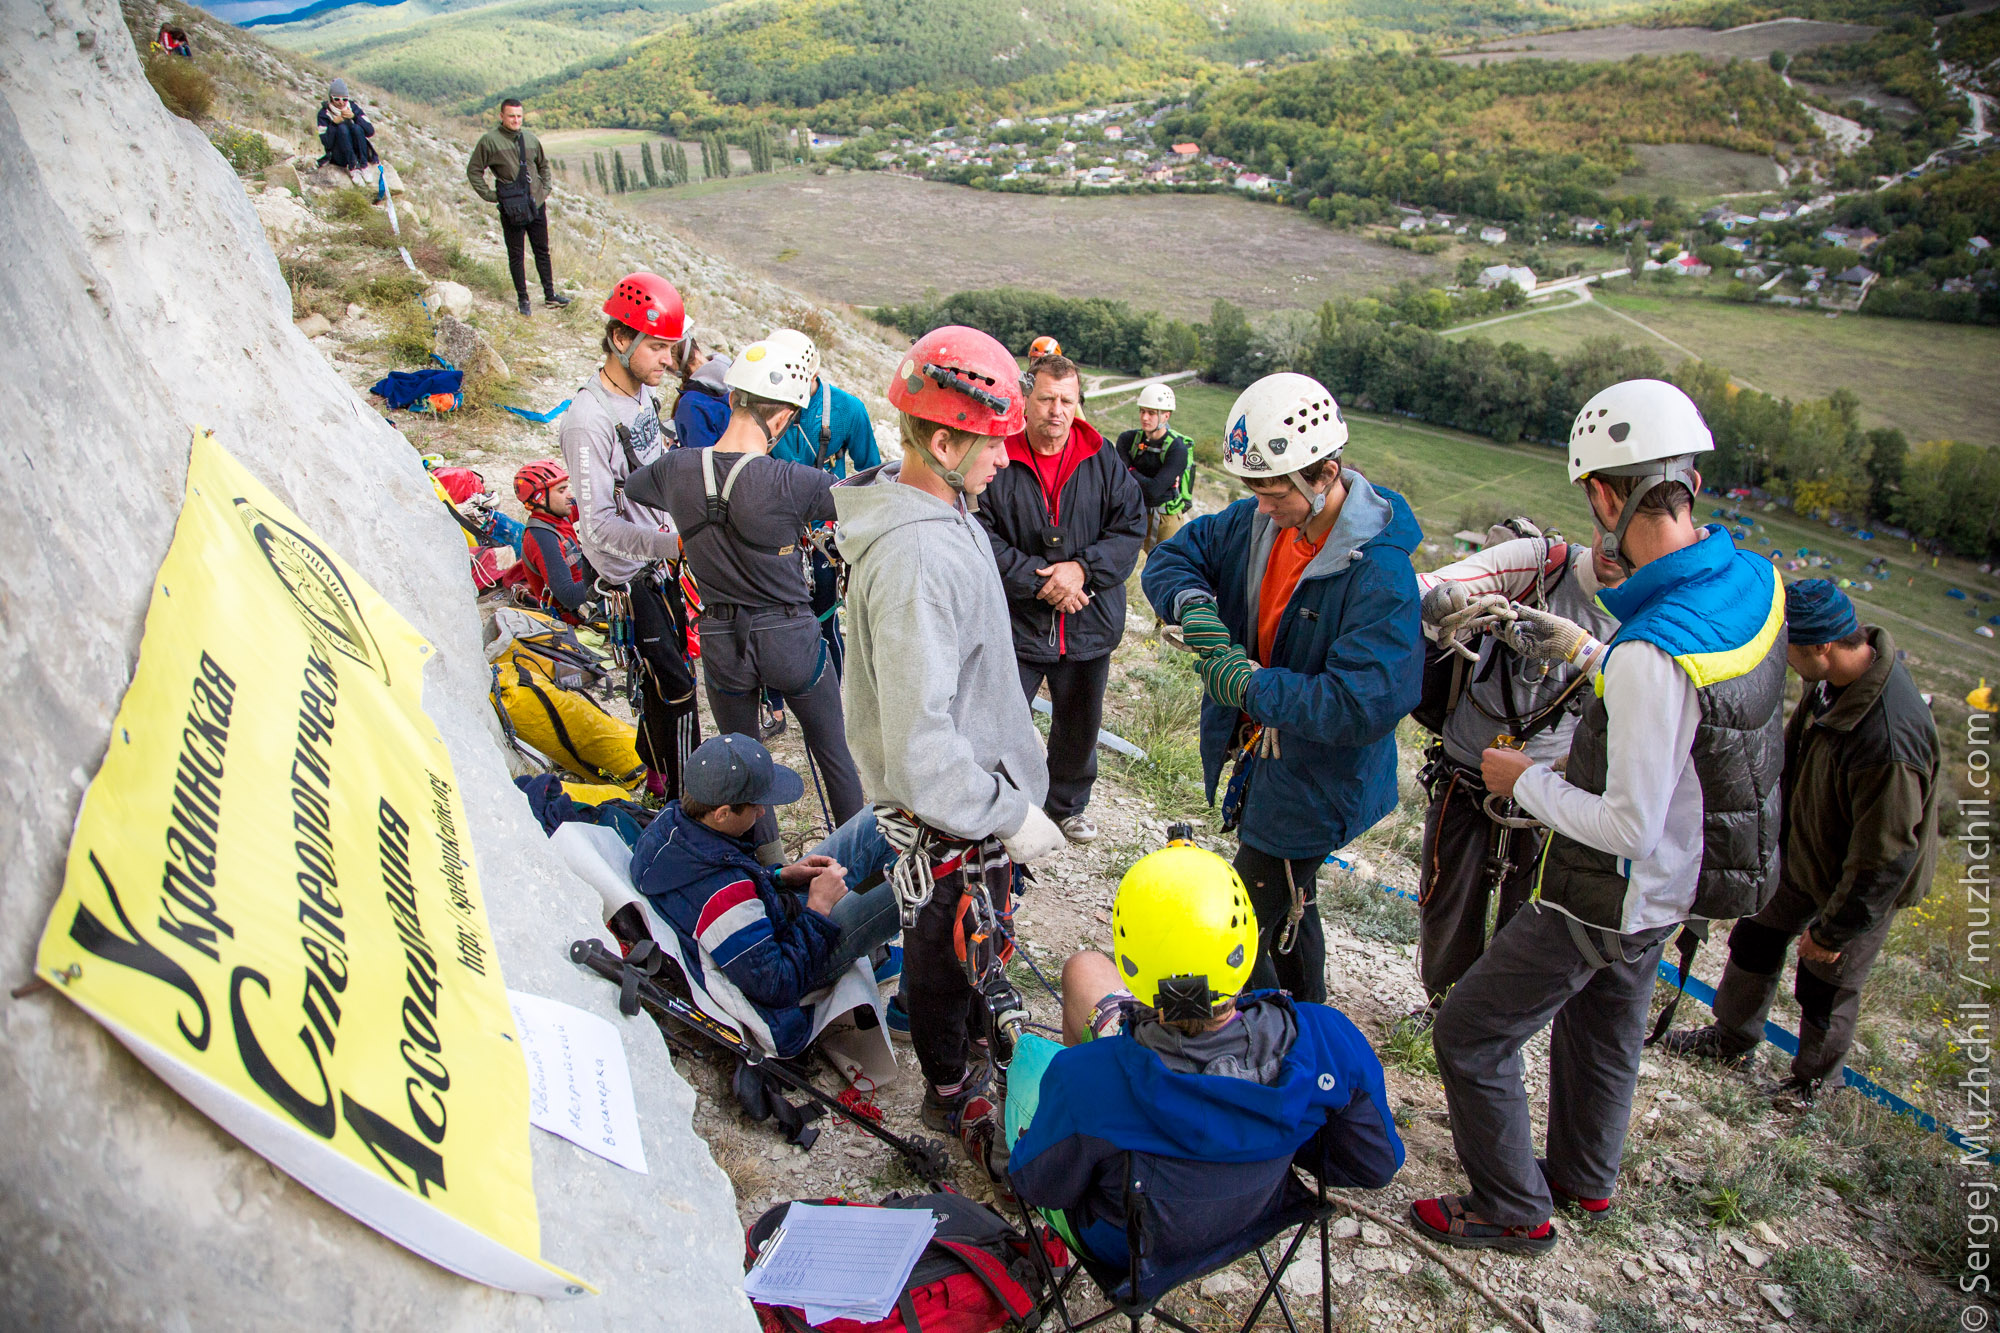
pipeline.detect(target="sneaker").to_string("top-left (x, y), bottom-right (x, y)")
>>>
top-left (348, 167), bottom-right (370, 187)
top-left (1057, 812), bottom-right (1098, 844)
top-left (924, 1070), bottom-right (1010, 1189)
top-left (1656, 1024), bottom-right (1754, 1070)
top-left (1761, 1074), bottom-right (1824, 1111)
top-left (1405, 999), bottom-right (1441, 1034)
top-left (516, 296), bottom-right (532, 317)
top-left (1408, 1196), bottom-right (1558, 1256)
top-left (885, 995), bottom-right (911, 1044)
top-left (921, 1066), bottom-right (993, 1134)
top-left (1537, 1159), bottom-right (1612, 1222)
top-left (544, 291), bottom-right (572, 307)
top-left (760, 705), bottom-right (787, 740)
top-left (871, 946), bottom-right (903, 988)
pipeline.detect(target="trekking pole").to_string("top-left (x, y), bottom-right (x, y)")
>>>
top-left (568, 940), bottom-right (954, 1185)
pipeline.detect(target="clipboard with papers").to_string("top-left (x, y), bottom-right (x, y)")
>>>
top-left (742, 1201), bottom-right (939, 1326)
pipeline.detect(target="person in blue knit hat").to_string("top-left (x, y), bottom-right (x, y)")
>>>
top-left (1659, 579), bottom-right (1942, 1108)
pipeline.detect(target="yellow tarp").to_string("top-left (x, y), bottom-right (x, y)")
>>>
top-left (36, 432), bottom-right (585, 1297)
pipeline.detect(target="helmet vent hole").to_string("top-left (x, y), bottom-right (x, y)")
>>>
top-left (1120, 954), bottom-right (1138, 978)
top-left (1609, 421), bottom-right (1631, 442)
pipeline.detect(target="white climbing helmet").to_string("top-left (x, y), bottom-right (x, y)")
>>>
top-left (724, 330), bottom-right (819, 409)
top-left (1568, 378), bottom-right (1714, 569)
top-left (1136, 383), bottom-right (1176, 412)
top-left (1567, 378), bottom-right (1712, 482)
top-left (1222, 371), bottom-right (1347, 482)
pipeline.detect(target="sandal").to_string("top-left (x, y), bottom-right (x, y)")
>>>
top-left (1409, 1195), bottom-right (1559, 1255)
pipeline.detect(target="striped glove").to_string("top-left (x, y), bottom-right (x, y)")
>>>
top-left (1177, 599), bottom-right (1233, 657)
top-left (1197, 644), bottom-right (1259, 710)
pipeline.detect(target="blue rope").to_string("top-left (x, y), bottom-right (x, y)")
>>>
top-left (1331, 855), bottom-right (1994, 1162)
top-left (1017, 943), bottom-right (1067, 1006)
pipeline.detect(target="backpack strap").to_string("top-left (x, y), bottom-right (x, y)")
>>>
top-left (579, 377), bottom-right (651, 475)
top-left (922, 1238), bottom-right (1036, 1318)
top-left (813, 379), bottom-right (835, 470)
top-left (680, 450), bottom-right (790, 557)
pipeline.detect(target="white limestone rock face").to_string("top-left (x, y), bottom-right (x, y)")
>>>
top-left (0, 5), bottom-right (754, 1329)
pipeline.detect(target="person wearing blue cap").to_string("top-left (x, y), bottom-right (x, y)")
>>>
top-left (629, 733), bottom-right (902, 1057)
top-left (1660, 579), bottom-right (1941, 1107)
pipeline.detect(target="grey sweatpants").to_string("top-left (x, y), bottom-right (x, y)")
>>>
top-left (1709, 875), bottom-right (1899, 1084)
top-left (1435, 903), bottom-right (1671, 1227)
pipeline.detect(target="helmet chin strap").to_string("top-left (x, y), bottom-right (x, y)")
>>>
top-left (1591, 457), bottom-right (1698, 572)
top-left (911, 433), bottom-right (980, 511)
top-left (1290, 455), bottom-right (1338, 518)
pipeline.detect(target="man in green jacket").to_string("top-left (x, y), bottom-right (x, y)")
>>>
top-left (1661, 580), bottom-right (1942, 1107)
top-left (466, 98), bottom-right (571, 318)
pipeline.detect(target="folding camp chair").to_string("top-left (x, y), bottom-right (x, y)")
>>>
top-left (547, 820), bottom-right (896, 1090)
top-left (1019, 1150), bottom-right (1337, 1333)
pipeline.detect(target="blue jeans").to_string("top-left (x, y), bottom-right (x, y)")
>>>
top-left (802, 809), bottom-right (901, 986)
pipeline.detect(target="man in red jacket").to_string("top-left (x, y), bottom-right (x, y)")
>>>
top-left (975, 355), bottom-right (1147, 845)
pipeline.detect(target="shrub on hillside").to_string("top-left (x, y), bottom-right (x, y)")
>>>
top-left (779, 301), bottom-right (840, 354)
top-left (146, 51), bottom-right (213, 120)
top-left (211, 126), bottom-right (273, 176)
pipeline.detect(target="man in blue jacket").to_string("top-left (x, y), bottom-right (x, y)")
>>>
top-left (1010, 842), bottom-right (1402, 1292)
top-left (630, 733), bottom-right (900, 1057)
top-left (1142, 373), bottom-right (1423, 1003)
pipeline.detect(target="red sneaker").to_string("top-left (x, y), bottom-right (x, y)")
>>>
top-left (1408, 1195), bottom-right (1559, 1256)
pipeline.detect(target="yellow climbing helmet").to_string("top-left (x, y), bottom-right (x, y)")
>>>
top-left (1111, 844), bottom-right (1258, 1016)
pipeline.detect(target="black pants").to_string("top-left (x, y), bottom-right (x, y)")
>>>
top-left (1017, 653), bottom-right (1111, 820)
top-left (627, 573), bottom-right (700, 800)
top-left (319, 122), bottom-right (374, 169)
top-left (902, 875), bottom-right (993, 1090)
top-left (1234, 842), bottom-right (1326, 1003)
top-left (1417, 763), bottom-right (1540, 1004)
top-left (502, 205), bottom-right (556, 302)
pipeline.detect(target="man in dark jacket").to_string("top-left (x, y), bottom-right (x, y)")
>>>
top-left (1011, 841), bottom-right (1402, 1293)
top-left (466, 98), bottom-right (571, 318)
top-left (977, 355), bottom-right (1146, 845)
top-left (630, 734), bottom-right (900, 1058)
top-left (316, 79), bottom-right (376, 182)
top-left (1114, 382), bottom-right (1196, 552)
top-left (1660, 580), bottom-right (1941, 1107)
top-left (1142, 372), bottom-right (1423, 1005)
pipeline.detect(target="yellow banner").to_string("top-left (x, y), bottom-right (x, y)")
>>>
top-left (37, 432), bottom-right (584, 1297)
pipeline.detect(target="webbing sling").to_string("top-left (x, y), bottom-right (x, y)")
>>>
top-left (677, 448), bottom-right (790, 557)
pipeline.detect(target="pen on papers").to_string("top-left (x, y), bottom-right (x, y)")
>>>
top-left (749, 1225), bottom-right (788, 1272)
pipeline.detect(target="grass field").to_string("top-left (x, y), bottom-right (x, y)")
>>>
top-left (1443, 20), bottom-right (1876, 65)
top-left (1087, 370), bottom-right (2000, 705)
top-left (635, 170), bottom-right (1447, 321)
top-left (1441, 287), bottom-right (2000, 451)
top-left (1615, 142), bottom-right (1782, 200)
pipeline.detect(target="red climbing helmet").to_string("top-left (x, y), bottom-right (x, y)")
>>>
top-left (888, 325), bottom-right (1025, 438)
top-left (514, 458), bottom-right (569, 514)
top-left (602, 271), bottom-right (686, 341)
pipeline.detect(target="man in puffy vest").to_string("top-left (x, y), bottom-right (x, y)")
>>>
top-left (1411, 379), bottom-right (1786, 1255)
top-left (1659, 579), bottom-right (1941, 1109)
top-left (1143, 372), bottom-right (1424, 1005)
top-left (1409, 520), bottom-right (1622, 1019)
top-left (513, 459), bottom-right (593, 620)
top-left (1011, 841), bottom-right (1403, 1290)
top-left (1114, 382), bottom-right (1196, 552)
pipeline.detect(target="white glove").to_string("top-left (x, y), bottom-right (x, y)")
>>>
top-left (1001, 806), bottom-right (1066, 864)
top-left (1420, 580), bottom-right (1470, 628)
top-left (1496, 605), bottom-right (1605, 666)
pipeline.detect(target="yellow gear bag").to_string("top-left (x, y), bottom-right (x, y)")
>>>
top-left (490, 643), bottom-right (645, 786)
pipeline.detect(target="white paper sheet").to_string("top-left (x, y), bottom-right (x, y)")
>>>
top-left (508, 989), bottom-right (649, 1175)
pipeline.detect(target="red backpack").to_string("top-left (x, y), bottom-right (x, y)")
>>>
top-left (743, 1192), bottom-right (1068, 1333)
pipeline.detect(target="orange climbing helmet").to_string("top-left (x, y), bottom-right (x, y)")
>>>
top-left (1027, 335), bottom-right (1062, 361)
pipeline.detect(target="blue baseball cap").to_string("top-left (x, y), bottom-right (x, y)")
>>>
top-left (683, 733), bottom-right (804, 807)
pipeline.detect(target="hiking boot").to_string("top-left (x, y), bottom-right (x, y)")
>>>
top-left (924, 1070), bottom-right (1010, 1192)
top-left (544, 291), bottom-right (572, 307)
top-left (1408, 1196), bottom-right (1558, 1256)
top-left (1404, 999), bottom-right (1441, 1033)
top-left (921, 1066), bottom-right (993, 1134)
top-left (760, 703), bottom-right (787, 740)
top-left (1537, 1158), bottom-right (1612, 1223)
top-left (516, 295), bottom-right (532, 317)
top-left (1057, 813), bottom-right (1098, 844)
top-left (1761, 1074), bottom-right (1824, 1111)
top-left (1656, 1024), bottom-right (1754, 1070)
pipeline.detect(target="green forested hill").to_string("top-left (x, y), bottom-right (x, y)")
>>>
top-left (519, 0), bottom-right (1649, 130)
top-left (259, 0), bottom-right (724, 111)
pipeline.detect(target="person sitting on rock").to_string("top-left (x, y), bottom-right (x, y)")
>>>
top-left (1009, 841), bottom-right (1404, 1283)
top-left (630, 734), bottom-right (901, 1058)
top-left (316, 78), bottom-right (377, 186)
top-left (513, 459), bottom-right (594, 621)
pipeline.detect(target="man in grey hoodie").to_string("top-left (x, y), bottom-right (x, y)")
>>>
top-left (836, 325), bottom-right (1066, 1180)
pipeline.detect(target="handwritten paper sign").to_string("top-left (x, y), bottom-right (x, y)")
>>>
top-left (507, 990), bottom-right (647, 1175)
